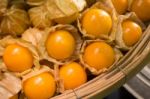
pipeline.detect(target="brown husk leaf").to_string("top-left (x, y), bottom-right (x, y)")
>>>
top-left (0, 72), bottom-right (21, 99)
top-left (115, 12), bottom-right (146, 50)
top-left (38, 24), bottom-right (82, 65)
top-left (22, 28), bottom-right (44, 47)
top-left (80, 40), bottom-right (123, 75)
top-left (77, 0), bottom-right (118, 42)
top-left (28, 5), bottom-right (53, 29)
top-left (45, 0), bottom-right (79, 19)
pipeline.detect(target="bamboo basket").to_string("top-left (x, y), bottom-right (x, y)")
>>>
top-left (0, 1), bottom-right (150, 99)
top-left (51, 25), bottom-right (150, 99)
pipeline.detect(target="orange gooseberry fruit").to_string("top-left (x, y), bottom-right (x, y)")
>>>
top-left (10, 94), bottom-right (18, 99)
top-left (3, 44), bottom-right (33, 72)
top-left (83, 42), bottom-right (115, 70)
top-left (81, 9), bottom-right (112, 37)
top-left (23, 72), bottom-right (56, 99)
top-left (46, 30), bottom-right (75, 60)
top-left (131, 0), bottom-right (150, 22)
top-left (59, 62), bottom-right (87, 90)
top-left (112, 0), bottom-right (128, 14)
top-left (122, 20), bottom-right (142, 46)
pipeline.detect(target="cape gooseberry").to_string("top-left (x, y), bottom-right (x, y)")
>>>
top-left (83, 42), bottom-right (115, 70)
top-left (46, 30), bottom-right (75, 60)
top-left (81, 8), bottom-right (112, 37)
top-left (59, 62), bottom-right (87, 90)
top-left (111, 0), bottom-right (128, 14)
top-left (122, 20), bottom-right (142, 46)
top-left (23, 72), bottom-right (56, 99)
top-left (131, 0), bottom-right (150, 22)
top-left (3, 44), bottom-right (33, 72)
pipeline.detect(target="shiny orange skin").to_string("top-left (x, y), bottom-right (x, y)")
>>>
top-left (131, 0), bottom-right (150, 21)
top-left (46, 30), bottom-right (75, 60)
top-left (10, 94), bottom-right (18, 99)
top-left (83, 42), bottom-right (115, 70)
top-left (122, 20), bottom-right (142, 46)
top-left (3, 44), bottom-right (33, 72)
top-left (59, 62), bottom-right (87, 90)
top-left (23, 72), bottom-right (56, 99)
top-left (82, 9), bottom-right (112, 37)
top-left (112, 0), bottom-right (128, 14)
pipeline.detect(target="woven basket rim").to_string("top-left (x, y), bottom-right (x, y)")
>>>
top-left (51, 25), bottom-right (150, 99)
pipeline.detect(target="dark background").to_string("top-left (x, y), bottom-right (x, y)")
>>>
top-left (104, 87), bottom-right (135, 99)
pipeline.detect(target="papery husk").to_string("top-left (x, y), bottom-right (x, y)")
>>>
top-left (22, 28), bottom-right (44, 47)
top-left (0, 72), bottom-right (21, 99)
top-left (9, 0), bottom-right (27, 10)
top-left (22, 66), bottom-right (54, 82)
top-left (0, 36), bottom-right (40, 74)
top-left (28, 5), bottom-right (53, 29)
top-left (38, 24), bottom-right (82, 65)
top-left (0, 59), bottom-right (7, 80)
top-left (26, 0), bottom-right (46, 6)
top-left (72, 0), bottom-right (87, 11)
top-left (115, 12), bottom-right (146, 50)
top-left (0, 7), bottom-right (30, 36)
top-left (0, 0), bottom-right (8, 17)
top-left (46, 0), bottom-right (86, 24)
top-left (77, 0), bottom-right (118, 41)
top-left (80, 40), bottom-right (123, 75)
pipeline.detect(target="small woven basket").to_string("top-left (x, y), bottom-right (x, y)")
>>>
top-left (52, 25), bottom-right (150, 99)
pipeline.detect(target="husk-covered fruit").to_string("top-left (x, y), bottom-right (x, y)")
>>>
top-left (130, 0), bottom-right (150, 22)
top-left (0, 36), bottom-right (40, 72)
top-left (22, 28), bottom-right (44, 47)
top-left (115, 13), bottom-right (146, 50)
top-left (80, 40), bottom-right (123, 75)
top-left (78, 0), bottom-right (118, 41)
top-left (38, 24), bottom-right (82, 65)
top-left (0, 7), bottom-right (30, 36)
top-left (59, 62), bottom-right (87, 91)
top-left (28, 5), bottom-right (53, 29)
top-left (46, 0), bottom-right (86, 24)
top-left (22, 66), bottom-right (56, 99)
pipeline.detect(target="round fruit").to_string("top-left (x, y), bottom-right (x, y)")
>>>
top-left (23, 72), bottom-right (56, 99)
top-left (59, 62), bottom-right (87, 90)
top-left (10, 94), bottom-right (18, 99)
top-left (3, 44), bottom-right (33, 72)
top-left (83, 42), bottom-right (115, 70)
top-left (112, 0), bottom-right (128, 14)
top-left (131, 0), bottom-right (150, 21)
top-left (46, 30), bottom-right (75, 60)
top-left (81, 9), bottom-right (112, 37)
top-left (122, 20), bottom-right (142, 46)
